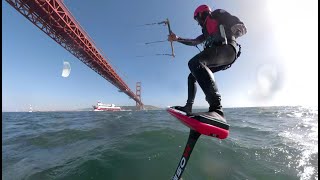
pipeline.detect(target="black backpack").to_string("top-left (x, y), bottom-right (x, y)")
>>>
top-left (210, 9), bottom-right (246, 39)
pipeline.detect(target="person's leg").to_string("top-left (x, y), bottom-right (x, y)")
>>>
top-left (188, 44), bottom-right (236, 116)
top-left (174, 73), bottom-right (197, 114)
top-left (187, 73), bottom-right (197, 105)
top-left (189, 60), bottom-right (224, 116)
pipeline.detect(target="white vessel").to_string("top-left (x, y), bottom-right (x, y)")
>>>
top-left (29, 105), bottom-right (33, 112)
top-left (93, 101), bottom-right (121, 111)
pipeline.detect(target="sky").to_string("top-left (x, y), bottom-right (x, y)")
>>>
top-left (2, 0), bottom-right (318, 112)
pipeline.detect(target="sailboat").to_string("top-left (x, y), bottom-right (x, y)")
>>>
top-left (29, 105), bottom-right (33, 112)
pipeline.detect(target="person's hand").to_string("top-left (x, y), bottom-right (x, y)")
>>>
top-left (231, 24), bottom-right (247, 38)
top-left (168, 32), bottom-right (179, 42)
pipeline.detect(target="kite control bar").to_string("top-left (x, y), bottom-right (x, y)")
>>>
top-left (165, 18), bottom-right (175, 58)
top-left (143, 18), bottom-right (175, 58)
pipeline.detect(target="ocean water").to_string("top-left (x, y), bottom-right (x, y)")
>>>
top-left (2, 106), bottom-right (318, 180)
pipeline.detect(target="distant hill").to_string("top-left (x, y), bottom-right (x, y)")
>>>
top-left (76, 105), bottom-right (162, 111)
top-left (121, 105), bottom-right (162, 111)
top-left (77, 105), bottom-right (207, 111)
top-left (76, 108), bottom-right (93, 111)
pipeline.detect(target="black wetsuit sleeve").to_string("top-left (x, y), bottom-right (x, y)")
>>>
top-left (177, 34), bottom-right (205, 46)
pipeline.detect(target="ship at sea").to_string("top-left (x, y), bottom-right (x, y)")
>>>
top-left (28, 105), bottom-right (33, 112)
top-left (92, 101), bottom-right (121, 111)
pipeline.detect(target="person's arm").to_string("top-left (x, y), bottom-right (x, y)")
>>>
top-left (168, 33), bottom-right (205, 46)
top-left (177, 35), bottom-right (205, 46)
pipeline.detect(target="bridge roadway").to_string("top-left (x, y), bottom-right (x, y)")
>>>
top-left (5, 0), bottom-right (144, 109)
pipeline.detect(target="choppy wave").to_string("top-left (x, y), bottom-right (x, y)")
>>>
top-left (2, 106), bottom-right (318, 180)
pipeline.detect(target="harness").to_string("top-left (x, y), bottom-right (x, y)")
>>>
top-left (203, 35), bottom-right (242, 70)
top-left (222, 42), bottom-right (241, 70)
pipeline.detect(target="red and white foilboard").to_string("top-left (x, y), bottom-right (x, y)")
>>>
top-left (167, 107), bottom-right (229, 139)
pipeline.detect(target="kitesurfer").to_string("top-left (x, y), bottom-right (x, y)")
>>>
top-left (168, 4), bottom-right (247, 117)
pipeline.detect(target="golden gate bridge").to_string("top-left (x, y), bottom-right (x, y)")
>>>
top-left (5, 0), bottom-right (144, 110)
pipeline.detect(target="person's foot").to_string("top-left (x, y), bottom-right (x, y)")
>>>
top-left (209, 106), bottom-right (224, 117)
top-left (172, 104), bottom-right (192, 115)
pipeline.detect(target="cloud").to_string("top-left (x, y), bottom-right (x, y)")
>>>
top-left (248, 63), bottom-right (284, 103)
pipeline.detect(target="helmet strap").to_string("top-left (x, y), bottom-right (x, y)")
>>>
top-left (195, 12), bottom-right (210, 26)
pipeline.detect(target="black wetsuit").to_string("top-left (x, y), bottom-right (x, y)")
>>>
top-left (177, 9), bottom-right (244, 116)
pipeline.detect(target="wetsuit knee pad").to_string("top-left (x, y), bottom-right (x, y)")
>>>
top-left (188, 58), bottom-right (200, 72)
top-left (188, 73), bottom-right (196, 83)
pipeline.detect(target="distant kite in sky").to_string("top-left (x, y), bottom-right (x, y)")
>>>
top-left (61, 61), bottom-right (71, 77)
